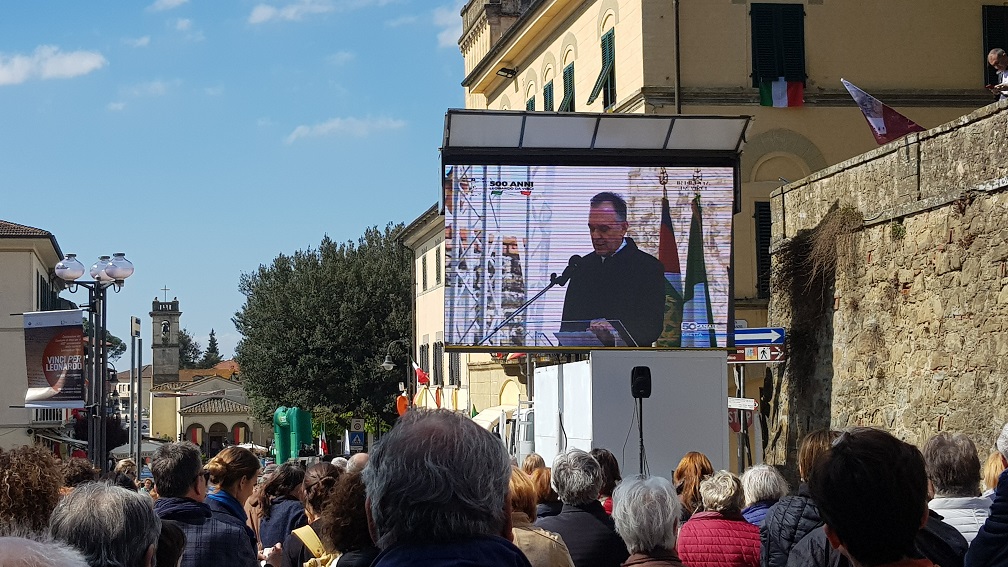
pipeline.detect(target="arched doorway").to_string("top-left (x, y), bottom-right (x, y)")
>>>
top-left (186, 423), bottom-right (205, 449)
top-left (232, 422), bottom-right (250, 445)
top-left (208, 422), bottom-right (228, 457)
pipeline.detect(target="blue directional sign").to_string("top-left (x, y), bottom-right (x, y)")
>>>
top-left (733, 327), bottom-right (786, 346)
top-left (348, 431), bottom-right (366, 447)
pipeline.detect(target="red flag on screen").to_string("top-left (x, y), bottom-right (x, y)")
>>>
top-left (842, 79), bottom-right (924, 145)
top-left (411, 359), bottom-right (430, 385)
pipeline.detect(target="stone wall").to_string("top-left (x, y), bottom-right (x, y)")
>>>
top-left (767, 101), bottom-right (1008, 474)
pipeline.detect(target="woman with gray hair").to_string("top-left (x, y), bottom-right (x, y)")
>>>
top-left (612, 476), bottom-right (684, 567)
top-left (739, 464), bottom-right (789, 526)
top-left (676, 470), bottom-right (760, 567)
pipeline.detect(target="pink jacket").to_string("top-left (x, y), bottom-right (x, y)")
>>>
top-left (676, 511), bottom-right (760, 567)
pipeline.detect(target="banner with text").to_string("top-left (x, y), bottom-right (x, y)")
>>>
top-left (24, 309), bottom-right (86, 408)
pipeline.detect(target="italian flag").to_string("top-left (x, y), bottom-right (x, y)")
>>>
top-left (759, 77), bottom-right (803, 107)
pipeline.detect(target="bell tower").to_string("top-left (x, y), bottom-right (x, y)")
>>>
top-left (150, 298), bottom-right (182, 386)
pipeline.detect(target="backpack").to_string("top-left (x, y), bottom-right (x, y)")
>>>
top-left (292, 525), bottom-right (341, 567)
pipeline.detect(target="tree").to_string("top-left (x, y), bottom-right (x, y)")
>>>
top-left (198, 329), bottom-right (223, 369)
top-left (234, 224), bottom-right (411, 428)
top-left (82, 318), bottom-right (126, 362)
top-left (178, 328), bottom-right (202, 369)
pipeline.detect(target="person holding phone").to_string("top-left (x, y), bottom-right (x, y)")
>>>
top-left (988, 48), bottom-right (1008, 101)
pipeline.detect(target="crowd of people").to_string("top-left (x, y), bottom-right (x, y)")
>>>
top-left (3, 410), bottom-right (1008, 567)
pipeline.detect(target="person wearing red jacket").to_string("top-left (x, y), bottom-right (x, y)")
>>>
top-left (677, 470), bottom-right (760, 567)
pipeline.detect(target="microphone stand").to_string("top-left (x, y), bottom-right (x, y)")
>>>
top-left (477, 271), bottom-right (569, 346)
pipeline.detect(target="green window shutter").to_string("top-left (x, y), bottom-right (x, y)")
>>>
top-left (559, 63), bottom-right (575, 111)
top-left (754, 202), bottom-right (772, 299)
top-left (750, 4), bottom-right (778, 86)
top-left (603, 29), bottom-right (616, 108)
top-left (588, 29), bottom-right (616, 105)
top-left (526, 96), bottom-right (535, 111)
top-left (751, 3), bottom-right (805, 87)
top-left (544, 81), bottom-right (554, 111)
top-left (984, 6), bottom-right (1008, 86)
top-left (780, 4), bottom-right (806, 83)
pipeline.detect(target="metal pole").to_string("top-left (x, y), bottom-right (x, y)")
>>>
top-left (736, 365), bottom-right (745, 473)
top-left (135, 337), bottom-right (142, 470)
top-left (87, 287), bottom-right (98, 471)
top-left (129, 334), bottom-right (137, 465)
top-left (98, 284), bottom-right (109, 474)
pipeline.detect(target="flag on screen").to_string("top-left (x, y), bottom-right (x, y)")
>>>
top-left (841, 79), bottom-right (924, 145)
top-left (657, 192), bottom-right (684, 347)
top-left (682, 195), bottom-right (717, 348)
top-left (759, 77), bottom-right (803, 107)
top-left (412, 359), bottom-right (430, 385)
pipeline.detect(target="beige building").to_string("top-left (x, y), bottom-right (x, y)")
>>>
top-left (0, 220), bottom-right (77, 451)
top-left (456, 0), bottom-right (995, 464)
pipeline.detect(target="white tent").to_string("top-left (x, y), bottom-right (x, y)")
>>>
top-left (110, 441), bottom-right (165, 459)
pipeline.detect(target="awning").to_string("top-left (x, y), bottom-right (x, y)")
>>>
top-left (34, 428), bottom-right (86, 448)
top-left (110, 441), bottom-right (165, 459)
top-left (471, 405), bottom-right (517, 430)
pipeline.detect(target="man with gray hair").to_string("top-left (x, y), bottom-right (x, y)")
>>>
top-left (923, 431), bottom-right (990, 543)
top-left (363, 408), bottom-right (532, 566)
top-left (535, 448), bottom-right (628, 567)
top-left (0, 536), bottom-right (89, 567)
top-left (612, 476), bottom-right (683, 566)
top-left (49, 481), bottom-right (160, 567)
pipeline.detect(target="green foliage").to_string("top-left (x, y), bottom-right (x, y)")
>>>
top-left (198, 329), bottom-right (223, 369)
top-left (82, 318), bottom-right (126, 362)
top-left (179, 328), bottom-right (202, 369)
top-left (233, 224), bottom-right (411, 429)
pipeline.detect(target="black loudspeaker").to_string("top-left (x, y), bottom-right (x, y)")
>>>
top-left (631, 366), bottom-right (652, 398)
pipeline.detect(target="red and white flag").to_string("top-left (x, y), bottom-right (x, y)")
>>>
top-left (411, 359), bottom-right (430, 385)
top-left (319, 427), bottom-right (329, 455)
top-left (842, 79), bottom-right (924, 145)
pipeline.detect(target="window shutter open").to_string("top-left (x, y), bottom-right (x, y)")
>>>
top-left (559, 63), bottom-right (575, 111)
top-left (526, 96), bottom-right (535, 111)
top-left (544, 81), bottom-right (554, 111)
top-left (588, 29), bottom-right (615, 105)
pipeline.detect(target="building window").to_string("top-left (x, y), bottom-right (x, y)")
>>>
top-left (754, 202), bottom-right (772, 299)
top-left (984, 6), bottom-right (1008, 86)
top-left (421, 253), bottom-right (428, 291)
top-left (543, 81), bottom-right (554, 111)
top-left (32, 408), bottom-right (63, 423)
top-left (37, 274), bottom-right (59, 311)
top-left (526, 96), bottom-right (535, 111)
top-left (433, 341), bottom-right (444, 386)
top-left (558, 63), bottom-right (575, 112)
top-left (435, 246), bottom-right (442, 285)
top-left (750, 3), bottom-right (806, 88)
top-left (449, 352), bottom-right (461, 387)
top-left (588, 29), bottom-right (616, 109)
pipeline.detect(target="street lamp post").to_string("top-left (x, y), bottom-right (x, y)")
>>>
top-left (55, 253), bottom-right (134, 474)
top-left (381, 338), bottom-right (413, 406)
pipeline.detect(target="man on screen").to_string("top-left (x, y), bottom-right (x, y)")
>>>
top-left (560, 191), bottom-right (666, 347)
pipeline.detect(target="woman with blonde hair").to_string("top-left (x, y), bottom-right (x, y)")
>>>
top-left (204, 446), bottom-right (263, 565)
top-left (673, 451), bottom-right (714, 522)
top-left (531, 466), bottom-right (562, 518)
top-left (509, 466), bottom-right (575, 567)
top-left (983, 451), bottom-right (1004, 498)
top-left (523, 453), bottom-right (547, 475)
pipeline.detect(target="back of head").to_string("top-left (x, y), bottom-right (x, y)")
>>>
top-left (521, 453), bottom-right (546, 476)
top-left (0, 536), bottom-right (89, 567)
top-left (319, 471), bottom-right (374, 554)
top-left (810, 428), bottom-right (928, 567)
top-left (206, 446), bottom-right (261, 492)
top-left (590, 447), bottom-right (622, 498)
top-left (923, 432), bottom-right (981, 498)
top-left (101, 471), bottom-right (139, 492)
top-left (156, 520), bottom-right (187, 567)
top-left (0, 445), bottom-right (63, 535)
top-left (740, 464), bottom-right (790, 507)
top-left (552, 448), bottom-right (603, 505)
top-left (799, 429), bottom-right (842, 483)
top-left (50, 481), bottom-right (161, 567)
top-left (260, 462), bottom-right (306, 517)
top-left (363, 408), bottom-right (511, 548)
top-left (996, 423), bottom-right (1008, 461)
top-left (114, 458), bottom-right (138, 480)
top-left (530, 467), bottom-right (558, 504)
top-left (509, 466), bottom-right (538, 519)
top-left (699, 470), bottom-right (744, 514)
top-left (151, 441), bottom-right (203, 498)
top-left (612, 476), bottom-right (680, 555)
top-left (303, 462), bottom-right (341, 514)
top-left (62, 457), bottom-right (99, 488)
top-left (673, 451), bottom-right (714, 515)
top-left (346, 452), bottom-right (369, 474)
top-left (984, 451), bottom-right (1005, 493)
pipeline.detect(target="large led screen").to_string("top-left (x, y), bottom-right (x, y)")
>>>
top-left (444, 164), bottom-right (733, 349)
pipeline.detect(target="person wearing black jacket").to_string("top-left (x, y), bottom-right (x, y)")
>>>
top-left (965, 423), bottom-right (1008, 567)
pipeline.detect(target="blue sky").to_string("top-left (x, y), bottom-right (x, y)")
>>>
top-left (2, 0), bottom-right (464, 360)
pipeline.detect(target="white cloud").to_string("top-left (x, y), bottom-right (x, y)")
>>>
top-left (124, 79), bottom-right (178, 97)
top-left (148, 0), bottom-right (189, 11)
top-left (284, 116), bottom-right (405, 144)
top-left (0, 45), bottom-right (107, 86)
top-left (248, 1), bottom-right (333, 24)
top-left (326, 51), bottom-right (354, 65)
top-left (433, 1), bottom-right (464, 48)
top-left (107, 102), bottom-right (126, 111)
top-left (385, 15), bottom-right (417, 27)
top-left (125, 36), bottom-right (151, 48)
top-left (204, 85), bottom-right (224, 96)
top-left (176, 18), bottom-right (192, 31)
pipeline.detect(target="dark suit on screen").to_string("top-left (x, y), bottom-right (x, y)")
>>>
top-left (560, 237), bottom-right (666, 347)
